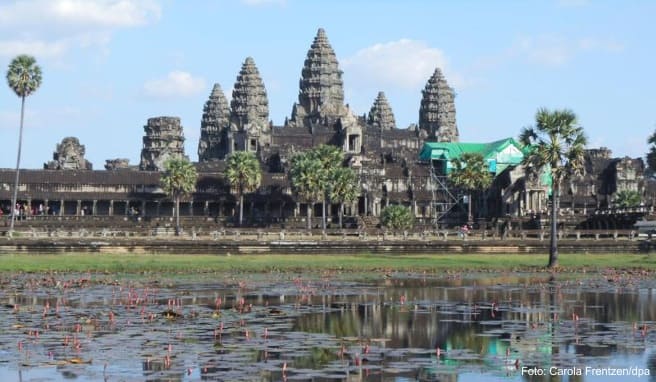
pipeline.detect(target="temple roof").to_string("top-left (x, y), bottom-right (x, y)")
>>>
top-left (368, 92), bottom-right (396, 131)
top-left (230, 57), bottom-right (269, 130)
top-left (292, 28), bottom-right (345, 123)
top-left (419, 68), bottom-right (459, 142)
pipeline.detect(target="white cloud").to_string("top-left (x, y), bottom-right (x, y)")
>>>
top-left (0, 0), bottom-right (161, 59)
top-left (505, 35), bottom-right (625, 67)
top-left (0, 0), bottom-right (161, 28)
top-left (143, 71), bottom-right (206, 99)
top-left (343, 39), bottom-right (463, 91)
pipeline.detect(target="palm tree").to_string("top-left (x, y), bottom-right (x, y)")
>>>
top-left (290, 153), bottom-right (325, 230)
top-left (160, 158), bottom-right (198, 236)
top-left (308, 144), bottom-right (343, 230)
top-left (520, 108), bottom-right (587, 268)
top-left (329, 167), bottom-right (359, 228)
top-left (6, 55), bottom-right (42, 238)
top-left (381, 205), bottom-right (414, 231)
top-left (226, 151), bottom-right (261, 226)
top-left (647, 129), bottom-right (656, 174)
top-left (449, 152), bottom-right (492, 225)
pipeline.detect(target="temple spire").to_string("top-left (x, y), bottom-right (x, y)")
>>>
top-left (198, 83), bottom-right (230, 161)
top-left (290, 28), bottom-right (345, 126)
top-left (419, 68), bottom-right (459, 142)
top-left (368, 91), bottom-right (396, 131)
top-left (230, 57), bottom-right (269, 131)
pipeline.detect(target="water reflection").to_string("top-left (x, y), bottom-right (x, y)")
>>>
top-left (0, 273), bottom-right (654, 381)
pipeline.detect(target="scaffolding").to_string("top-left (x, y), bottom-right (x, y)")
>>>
top-left (429, 159), bottom-right (463, 227)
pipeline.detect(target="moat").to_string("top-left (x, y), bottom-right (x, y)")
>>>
top-left (0, 271), bottom-right (654, 381)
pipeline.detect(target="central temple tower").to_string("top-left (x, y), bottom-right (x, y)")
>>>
top-left (289, 28), bottom-right (346, 127)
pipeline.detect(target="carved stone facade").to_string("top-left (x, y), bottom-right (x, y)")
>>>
top-left (1, 28), bottom-right (649, 230)
top-left (44, 137), bottom-right (92, 170)
top-left (198, 84), bottom-right (230, 162)
top-left (139, 117), bottom-right (186, 171)
top-left (104, 159), bottom-right (130, 171)
top-left (419, 69), bottom-right (459, 142)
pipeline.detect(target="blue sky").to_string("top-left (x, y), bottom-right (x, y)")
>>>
top-left (0, 0), bottom-right (654, 169)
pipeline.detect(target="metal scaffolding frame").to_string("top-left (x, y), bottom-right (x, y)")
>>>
top-left (429, 159), bottom-right (463, 227)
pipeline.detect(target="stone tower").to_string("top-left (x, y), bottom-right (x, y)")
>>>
top-left (228, 57), bottom-right (271, 154)
top-left (198, 83), bottom-right (230, 161)
top-left (44, 137), bottom-right (93, 170)
top-left (290, 28), bottom-right (345, 127)
top-left (140, 116), bottom-right (186, 171)
top-left (368, 92), bottom-right (396, 131)
top-left (419, 68), bottom-right (459, 142)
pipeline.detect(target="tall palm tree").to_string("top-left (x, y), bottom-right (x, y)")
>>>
top-left (329, 167), bottom-right (359, 228)
top-left (308, 144), bottom-right (343, 231)
top-left (520, 108), bottom-right (587, 268)
top-left (6, 55), bottom-right (42, 238)
top-left (226, 151), bottom-right (261, 227)
top-left (161, 158), bottom-right (198, 236)
top-left (290, 153), bottom-right (325, 230)
top-left (449, 153), bottom-right (492, 225)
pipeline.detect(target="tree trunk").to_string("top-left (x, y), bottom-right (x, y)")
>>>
top-left (175, 195), bottom-right (181, 236)
top-left (322, 198), bottom-right (326, 231)
top-left (8, 96), bottom-right (26, 238)
top-left (307, 202), bottom-right (312, 230)
top-left (467, 192), bottom-right (473, 225)
top-left (339, 202), bottom-right (344, 229)
top-left (549, 180), bottom-right (560, 268)
top-left (239, 194), bottom-right (244, 227)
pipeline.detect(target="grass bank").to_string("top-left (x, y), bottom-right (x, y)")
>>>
top-left (0, 253), bottom-right (654, 273)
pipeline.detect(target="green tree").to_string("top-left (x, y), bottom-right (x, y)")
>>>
top-left (448, 152), bottom-right (492, 225)
top-left (520, 108), bottom-right (587, 268)
top-left (226, 151), bottom-right (261, 227)
top-left (613, 190), bottom-right (641, 208)
top-left (290, 153), bottom-right (326, 230)
top-left (381, 205), bottom-right (415, 231)
top-left (6, 55), bottom-right (42, 238)
top-left (329, 167), bottom-right (359, 228)
top-left (161, 157), bottom-right (198, 235)
top-left (307, 144), bottom-right (343, 231)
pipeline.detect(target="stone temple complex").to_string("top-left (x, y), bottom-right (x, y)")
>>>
top-left (0, 28), bottom-right (651, 231)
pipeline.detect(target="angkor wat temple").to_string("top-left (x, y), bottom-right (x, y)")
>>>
top-left (0, 29), bottom-right (651, 231)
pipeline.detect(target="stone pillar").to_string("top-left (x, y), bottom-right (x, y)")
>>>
top-left (141, 200), bottom-right (146, 216)
top-left (76, 200), bottom-right (82, 216)
top-left (60, 199), bottom-right (64, 216)
top-left (26, 199), bottom-right (32, 216)
top-left (156, 201), bottom-right (161, 217)
top-left (204, 201), bottom-right (209, 216)
top-left (109, 200), bottom-right (114, 216)
top-left (125, 200), bottom-right (130, 215)
top-left (218, 201), bottom-right (223, 217)
top-left (92, 200), bottom-right (98, 215)
top-left (189, 200), bottom-right (194, 217)
top-left (295, 202), bottom-right (300, 217)
top-left (364, 194), bottom-right (368, 216)
top-left (44, 199), bottom-right (49, 215)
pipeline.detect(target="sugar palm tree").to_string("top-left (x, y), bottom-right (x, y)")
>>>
top-left (308, 144), bottom-right (343, 230)
top-left (226, 151), bottom-right (261, 227)
top-left (449, 153), bottom-right (492, 225)
top-left (6, 55), bottom-right (42, 238)
top-left (329, 167), bottom-right (359, 228)
top-left (161, 158), bottom-right (198, 236)
top-left (290, 153), bottom-right (325, 230)
top-left (520, 108), bottom-right (587, 268)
